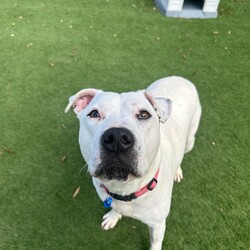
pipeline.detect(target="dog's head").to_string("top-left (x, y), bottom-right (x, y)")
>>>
top-left (65, 88), bottom-right (171, 182)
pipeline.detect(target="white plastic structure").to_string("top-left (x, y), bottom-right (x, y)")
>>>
top-left (155, 0), bottom-right (220, 18)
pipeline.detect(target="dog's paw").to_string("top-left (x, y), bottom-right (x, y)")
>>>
top-left (175, 167), bottom-right (183, 183)
top-left (101, 209), bottom-right (122, 230)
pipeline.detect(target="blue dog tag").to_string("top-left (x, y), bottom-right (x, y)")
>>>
top-left (104, 196), bottom-right (113, 208)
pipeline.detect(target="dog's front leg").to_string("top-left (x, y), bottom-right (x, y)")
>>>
top-left (149, 220), bottom-right (166, 250)
top-left (101, 209), bottom-right (122, 230)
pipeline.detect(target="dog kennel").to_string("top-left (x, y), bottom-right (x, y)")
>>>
top-left (155, 0), bottom-right (220, 18)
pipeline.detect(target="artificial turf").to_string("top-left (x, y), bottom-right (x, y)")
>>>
top-left (0, 0), bottom-right (249, 249)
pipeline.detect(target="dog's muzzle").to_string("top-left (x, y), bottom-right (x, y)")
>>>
top-left (95, 127), bottom-right (140, 181)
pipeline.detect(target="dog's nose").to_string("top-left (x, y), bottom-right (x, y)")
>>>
top-left (101, 128), bottom-right (134, 153)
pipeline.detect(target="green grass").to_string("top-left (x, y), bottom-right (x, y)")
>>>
top-left (0, 0), bottom-right (249, 249)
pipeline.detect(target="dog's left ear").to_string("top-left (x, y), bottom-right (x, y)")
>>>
top-left (145, 91), bottom-right (172, 123)
top-left (65, 88), bottom-right (102, 115)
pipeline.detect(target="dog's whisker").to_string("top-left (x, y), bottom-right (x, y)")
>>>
top-left (79, 163), bottom-right (88, 175)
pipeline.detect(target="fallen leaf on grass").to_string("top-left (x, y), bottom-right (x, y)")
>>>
top-left (73, 186), bottom-right (80, 198)
top-left (3, 146), bottom-right (15, 154)
top-left (0, 151), bottom-right (3, 155)
top-left (61, 155), bottom-right (67, 164)
top-left (192, 70), bottom-right (199, 77)
top-left (26, 42), bottom-right (33, 47)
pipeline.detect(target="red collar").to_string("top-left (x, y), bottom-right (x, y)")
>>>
top-left (100, 168), bottom-right (160, 204)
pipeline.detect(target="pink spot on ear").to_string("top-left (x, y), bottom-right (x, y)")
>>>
top-left (145, 91), bottom-right (157, 109)
top-left (74, 95), bottom-right (93, 112)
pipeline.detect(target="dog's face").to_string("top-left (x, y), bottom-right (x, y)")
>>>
top-left (65, 89), bottom-right (171, 182)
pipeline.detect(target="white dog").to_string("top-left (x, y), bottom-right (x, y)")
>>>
top-left (65, 76), bottom-right (201, 250)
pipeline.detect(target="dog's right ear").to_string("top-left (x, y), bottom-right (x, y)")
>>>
top-left (145, 91), bottom-right (172, 123)
top-left (65, 88), bottom-right (102, 115)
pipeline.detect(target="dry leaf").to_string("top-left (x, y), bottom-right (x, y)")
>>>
top-left (0, 151), bottom-right (3, 155)
top-left (61, 124), bottom-right (67, 130)
top-left (73, 186), bottom-right (80, 198)
top-left (61, 155), bottom-right (67, 164)
top-left (3, 146), bottom-right (14, 154)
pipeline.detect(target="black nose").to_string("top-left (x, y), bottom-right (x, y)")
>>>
top-left (101, 128), bottom-right (135, 153)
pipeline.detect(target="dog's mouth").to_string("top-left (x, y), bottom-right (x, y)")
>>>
top-left (94, 127), bottom-right (141, 181)
top-left (94, 153), bottom-right (140, 181)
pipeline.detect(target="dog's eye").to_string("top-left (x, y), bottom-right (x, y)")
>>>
top-left (88, 110), bottom-right (100, 119)
top-left (137, 110), bottom-right (151, 120)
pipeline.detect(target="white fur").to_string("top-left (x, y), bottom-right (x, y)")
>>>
top-left (66, 76), bottom-right (201, 250)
